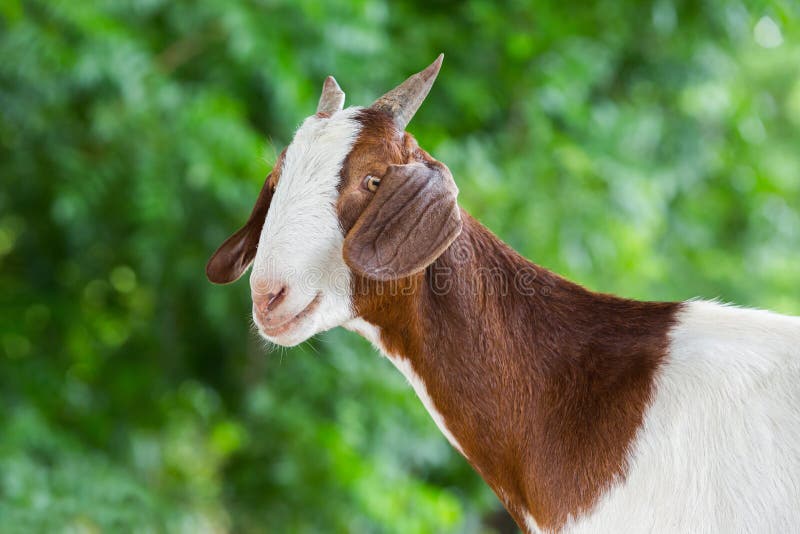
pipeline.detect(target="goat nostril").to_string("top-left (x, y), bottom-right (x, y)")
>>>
top-left (265, 286), bottom-right (287, 312)
top-left (252, 281), bottom-right (289, 317)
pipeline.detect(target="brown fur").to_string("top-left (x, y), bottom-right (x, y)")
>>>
top-left (338, 109), bottom-right (681, 532)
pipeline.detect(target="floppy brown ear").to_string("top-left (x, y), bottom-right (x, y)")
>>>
top-left (206, 174), bottom-right (273, 284)
top-left (343, 161), bottom-right (462, 281)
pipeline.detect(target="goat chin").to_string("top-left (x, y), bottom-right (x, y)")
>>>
top-left (255, 291), bottom-right (353, 348)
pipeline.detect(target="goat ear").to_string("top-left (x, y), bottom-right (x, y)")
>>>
top-left (206, 174), bottom-right (273, 284)
top-left (343, 161), bottom-right (462, 281)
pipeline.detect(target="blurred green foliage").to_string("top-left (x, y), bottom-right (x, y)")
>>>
top-left (1, 0), bottom-right (798, 532)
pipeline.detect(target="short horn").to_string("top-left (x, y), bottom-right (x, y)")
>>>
top-left (371, 53), bottom-right (443, 131)
top-left (317, 76), bottom-right (345, 115)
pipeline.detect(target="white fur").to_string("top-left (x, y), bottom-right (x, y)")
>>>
top-left (251, 107), bottom-right (364, 345)
top-left (549, 300), bottom-right (800, 533)
top-left (344, 318), bottom-right (468, 457)
top-left (524, 513), bottom-right (541, 534)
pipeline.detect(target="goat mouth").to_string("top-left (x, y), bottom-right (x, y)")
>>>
top-left (259, 293), bottom-right (322, 338)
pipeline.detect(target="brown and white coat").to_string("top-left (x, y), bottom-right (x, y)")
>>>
top-left (207, 57), bottom-right (800, 533)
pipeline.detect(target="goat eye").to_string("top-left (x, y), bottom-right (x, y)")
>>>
top-left (364, 175), bottom-right (381, 192)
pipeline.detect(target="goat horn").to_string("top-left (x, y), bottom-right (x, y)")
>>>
top-left (371, 53), bottom-right (443, 131)
top-left (317, 76), bottom-right (345, 114)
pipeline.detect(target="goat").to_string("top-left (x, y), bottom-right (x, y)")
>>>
top-left (206, 55), bottom-right (800, 533)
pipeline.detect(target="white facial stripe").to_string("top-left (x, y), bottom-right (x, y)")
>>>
top-left (250, 107), bottom-right (364, 345)
top-left (255, 107), bottom-right (363, 275)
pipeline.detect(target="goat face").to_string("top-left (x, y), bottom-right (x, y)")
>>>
top-left (206, 55), bottom-right (461, 346)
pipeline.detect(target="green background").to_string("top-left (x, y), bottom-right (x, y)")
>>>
top-left (1, 0), bottom-right (798, 532)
